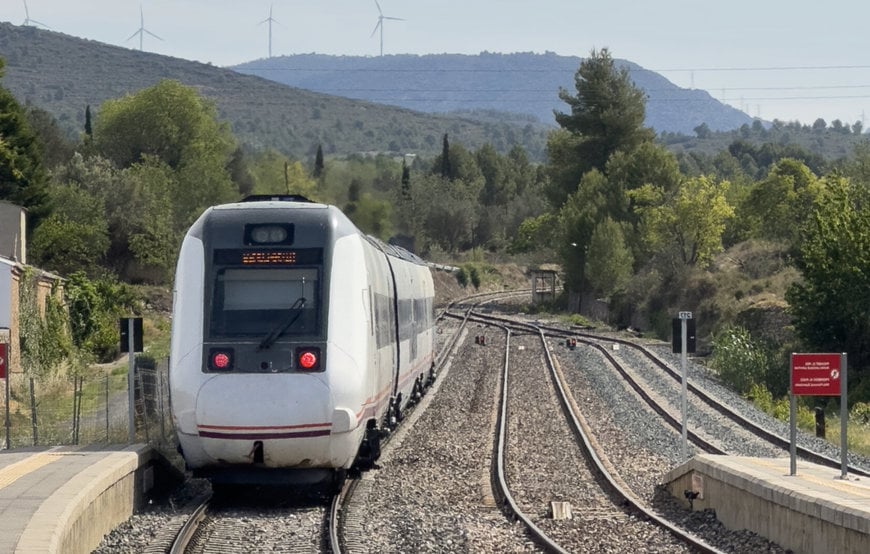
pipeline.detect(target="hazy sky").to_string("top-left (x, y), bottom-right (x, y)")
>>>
top-left (4, 0), bottom-right (870, 127)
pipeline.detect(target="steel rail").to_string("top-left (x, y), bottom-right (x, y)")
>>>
top-left (491, 324), bottom-right (571, 554)
top-left (169, 494), bottom-right (211, 554)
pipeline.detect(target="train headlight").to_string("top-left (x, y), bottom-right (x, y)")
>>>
top-left (209, 349), bottom-right (234, 371)
top-left (246, 224), bottom-right (292, 245)
top-left (296, 347), bottom-right (320, 371)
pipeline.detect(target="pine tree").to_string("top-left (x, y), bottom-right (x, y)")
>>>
top-left (547, 48), bottom-right (653, 207)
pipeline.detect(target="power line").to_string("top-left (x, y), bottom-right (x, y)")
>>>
top-left (236, 63), bottom-right (870, 73)
top-left (652, 64), bottom-right (870, 72)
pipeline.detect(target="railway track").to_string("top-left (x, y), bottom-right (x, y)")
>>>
top-left (468, 310), bottom-right (870, 478)
top-left (483, 313), bottom-right (722, 553)
top-left (118, 289), bottom-right (814, 552)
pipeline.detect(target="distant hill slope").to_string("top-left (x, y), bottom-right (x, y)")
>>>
top-left (0, 23), bottom-right (550, 160)
top-left (232, 52), bottom-right (754, 134)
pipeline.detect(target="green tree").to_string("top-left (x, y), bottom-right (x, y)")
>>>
top-left (93, 79), bottom-right (238, 228)
top-left (0, 59), bottom-right (50, 226)
top-left (585, 217), bottom-right (634, 297)
top-left (401, 158), bottom-right (410, 198)
top-left (25, 106), bottom-right (74, 169)
top-left (314, 144), bottom-right (324, 178)
top-left (509, 213), bottom-right (557, 255)
top-left (30, 183), bottom-right (110, 276)
top-left (94, 79), bottom-right (234, 170)
top-left (121, 159), bottom-right (179, 282)
top-left (345, 193), bottom-right (393, 239)
top-left (439, 134), bottom-right (451, 179)
top-left (635, 175), bottom-right (734, 267)
top-left (547, 48), bottom-right (654, 207)
top-left (476, 143), bottom-right (510, 206)
top-left (557, 170), bottom-right (609, 291)
top-left (249, 150), bottom-right (318, 199)
top-left (786, 176), bottom-right (870, 371)
top-left (407, 173), bottom-right (477, 252)
top-left (738, 159), bottom-right (822, 247)
top-left (84, 105), bottom-right (93, 137)
top-left (603, 142), bottom-right (682, 264)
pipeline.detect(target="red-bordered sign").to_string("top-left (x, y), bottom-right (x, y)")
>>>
top-left (0, 343), bottom-right (7, 379)
top-left (791, 353), bottom-right (841, 396)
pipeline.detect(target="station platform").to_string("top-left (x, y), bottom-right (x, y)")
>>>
top-left (0, 444), bottom-right (169, 554)
top-left (664, 454), bottom-right (870, 554)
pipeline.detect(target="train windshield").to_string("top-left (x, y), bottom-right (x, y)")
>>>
top-left (209, 267), bottom-right (320, 338)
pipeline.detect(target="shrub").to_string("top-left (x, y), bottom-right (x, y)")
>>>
top-left (467, 264), bottom-right (481, 288)
top-left (65, 272), bottom-right (142, 362)
top-left (455, 267), bottom-right (469, 287)
top-left (710, 325), bottom-right (775, 394)
top-left (851, 402), bottom-right (870, 427)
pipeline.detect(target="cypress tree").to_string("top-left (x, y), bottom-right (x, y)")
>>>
top-left (401, 159), bottom-right (411, 198)
top-left (440, 134), bottom-right (451, 179)
top-left (84, 105), bottom-right (93, 136)
top-left (313, 144), bottom-right (324, 178)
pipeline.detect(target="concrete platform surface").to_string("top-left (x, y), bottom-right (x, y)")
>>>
top-left (0, 444), bottom-right (156, 554)
top-left (665, 454), bottom-right (870, 554)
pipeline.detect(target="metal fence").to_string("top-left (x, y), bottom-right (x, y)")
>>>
top-left (0, 357), bottom-right (175, 452)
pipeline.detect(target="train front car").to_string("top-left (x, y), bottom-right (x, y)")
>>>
top-left (170, 197), bottom-right (388, 486)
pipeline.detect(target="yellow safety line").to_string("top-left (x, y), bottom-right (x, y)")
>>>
top-left (799, 474), bottom-right (870, 498)
top-left (0, 450), bottom-right (66, 491)
top-left (745, 457), bottom-right (870, 498)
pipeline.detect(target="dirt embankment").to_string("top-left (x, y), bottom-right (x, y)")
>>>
top-left (432, 263), bottom-right (532, 307)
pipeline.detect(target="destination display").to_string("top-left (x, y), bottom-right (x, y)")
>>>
top-left (213, 248), bottom-right (323, 266)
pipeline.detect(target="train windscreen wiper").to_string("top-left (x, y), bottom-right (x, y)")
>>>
top-left (258, 297), bottom-right (306, 350)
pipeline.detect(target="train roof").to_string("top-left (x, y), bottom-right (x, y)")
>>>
top-left (196, 196), bottom-right (428, 267)
top-left (367, 236), bottom-right (427, 266)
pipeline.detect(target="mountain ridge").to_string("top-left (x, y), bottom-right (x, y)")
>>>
top-left (0, 22), bottom-right (751, 161)
top-left (232, 51), bottom-right (754, 134)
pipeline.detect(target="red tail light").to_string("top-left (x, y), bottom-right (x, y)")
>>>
top-left (296, 347), bottom-right (321, 371)
top-left (209, 349), bottom-right (234, 371)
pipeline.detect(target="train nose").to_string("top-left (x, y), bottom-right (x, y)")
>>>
top-left (194, 374), bottom-right (333, 466)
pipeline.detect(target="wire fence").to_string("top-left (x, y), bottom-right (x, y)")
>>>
top-left (0, 357), bottom-right (175, 453)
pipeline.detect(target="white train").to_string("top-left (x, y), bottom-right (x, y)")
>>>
top-left (169, 195), bottom-right (435, 486)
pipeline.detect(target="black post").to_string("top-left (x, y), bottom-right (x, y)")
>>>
top-left (815, 406), bottom-right (826, 438)
top-left (71, 376), bottom-right (79, 444)
top-left (29, 378), bottom-right (37, 445)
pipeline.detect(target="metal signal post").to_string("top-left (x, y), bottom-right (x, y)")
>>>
top-left (673, 312), bottom-right (694, 460)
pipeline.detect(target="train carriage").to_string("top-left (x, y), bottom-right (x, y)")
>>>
top-left (169, 195), bottom-right (434, 485)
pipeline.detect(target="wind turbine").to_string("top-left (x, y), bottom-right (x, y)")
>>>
top-left (22, 0), bottom-right (50, 29)
top-left (126, 4), bottom-right (162, 52)
top-left (370, 0), bottom-right (404, 57)
top-left (259, 4), bottom-right (280, 58)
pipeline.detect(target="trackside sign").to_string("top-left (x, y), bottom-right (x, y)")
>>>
top-left (790, 353), bottom-right (841, 396)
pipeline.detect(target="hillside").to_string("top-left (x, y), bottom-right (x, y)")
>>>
top-left (0, 23), bottom-right (549, 160)
top-left (231, 52), bottom-right (754, 134)
top-left (0, 22), bottom-right (759, 163)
